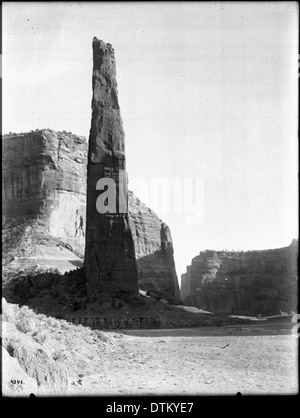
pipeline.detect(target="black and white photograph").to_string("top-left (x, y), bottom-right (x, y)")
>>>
top-left (1, 2), bottom-right (298, 398)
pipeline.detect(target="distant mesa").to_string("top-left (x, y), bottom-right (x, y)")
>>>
top-left (180, 241), bottom-right (298, 316)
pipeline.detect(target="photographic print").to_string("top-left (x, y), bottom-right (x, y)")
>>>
top-left (1, 2), bottom-right (298, 398)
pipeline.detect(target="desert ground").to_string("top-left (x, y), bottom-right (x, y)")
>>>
top-left (2, 299), bottom-right (298, 397)
top-left (68, 327), bottom-right (298, 396)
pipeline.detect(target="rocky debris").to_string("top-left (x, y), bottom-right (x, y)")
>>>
top-left (3, 268), bottom-right (86, 306)
top-left (181, 240), bottom-right (298, 316)
top-left (66, 316), bottom-right (164, 329)
top-left (3, 271), bottom-right (252, 330)
top-left (84, 37), bottom-right (139, 299)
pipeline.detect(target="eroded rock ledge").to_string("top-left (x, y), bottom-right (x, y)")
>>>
top-left (181, 240), bottom-right (298, 315)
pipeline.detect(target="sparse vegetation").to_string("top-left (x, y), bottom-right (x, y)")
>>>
top-left (13, 305), bottom-right (37, 333)
top-left (31, 330), bottom-right (47, 344)
top-left (94, 329), bottom-right (114, 343)
top-left (52, 349), bottom-right (70, 361)
top-left (2, 297), bottom-right (123, 395)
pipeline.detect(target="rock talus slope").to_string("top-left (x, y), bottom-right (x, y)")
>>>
top-left (181, 240), bottom-right (298, 315)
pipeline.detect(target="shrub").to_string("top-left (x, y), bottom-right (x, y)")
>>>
top-left (31, 331), bottom-right (47, 344)
top-left (94, 330), bottom-right (112, 344)
top-left (13, 305), bottom-right (37, 333)
top-left (46, 317), bottom-right (59, 327)
top-left (2, 301), bottom-right (18, 322)
top-left (52, 350), bottom-right (69, 361)
top-left (15, 316), bottom-right (36, 333)
top-left (60, 320), bottom-right (71, 330)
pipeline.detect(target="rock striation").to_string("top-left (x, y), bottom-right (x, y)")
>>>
top-left (2, 39), bottom-right (180, 300)
top-left (129, 191), bottom-right (180, 300)
top-left (2, 129), bottom-right (87, 275)
top-left (84, 38), bottom-right (139, 299)
top-left (2, 130), bottom-right (179, 299)
top-left (181, 240), bottom-right (298, 315)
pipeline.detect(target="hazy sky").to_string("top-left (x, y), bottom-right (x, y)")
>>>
top-left (2, 2), bottom-right (298, 281)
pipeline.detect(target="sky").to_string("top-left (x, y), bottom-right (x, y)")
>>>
top-left (2, 2), bottom-right (299, 283)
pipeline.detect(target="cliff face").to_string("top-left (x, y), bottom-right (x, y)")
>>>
top-left (2, 130), bottom-right (87, 275)
top-left (180, 241), bottom-right (298, 315)
top-left (180, 266), bottom-right (191, 302)
top-left (129, 192), bottom-right (180, 300)
top-left (2, 130), bottom-right (179, 299)
top-left (2, 130), bottom-right (87, 247)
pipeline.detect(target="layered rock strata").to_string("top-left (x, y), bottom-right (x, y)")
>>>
top-left (84, 38), bottom-right (139, 299)
top-left (180, 240), bottom-right (298, 315)
top-left (129, 191), bottom-right (180, 300)
top-left (2, 130), bottom-right (87, 274)
top-left (2, 40), bottom-right (180, 300)
top-left (2, 129), bottom-right (180, 299)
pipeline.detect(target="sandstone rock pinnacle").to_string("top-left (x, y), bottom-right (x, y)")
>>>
top-left (2, 129), bottom-right (180, 300)
top-left (84, 38), bottom-right (139, 300)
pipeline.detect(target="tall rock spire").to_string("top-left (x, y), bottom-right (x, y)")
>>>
top-left (84, 37), bottom-right (139, 300)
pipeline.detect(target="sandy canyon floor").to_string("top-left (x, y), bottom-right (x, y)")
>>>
top-left (68, 326), bottom-right (298, 396)
top-left (2, 299), bottom-right (298, 397)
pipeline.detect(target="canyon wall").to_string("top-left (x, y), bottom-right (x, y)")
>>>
top-left (2, 130), bottom-right (87, 275)
top-left (180, 266), bottom-right (191, 302)
top-left (2, 130), bottom-right (179, 299)
top-left (180, 241), bottom-right (298, 315)
top-left (129, 192), bottom-right (180, 300)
